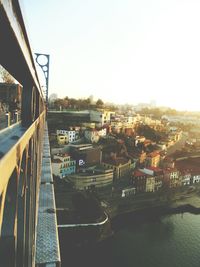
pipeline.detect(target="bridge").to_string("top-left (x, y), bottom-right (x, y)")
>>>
top-left (0, 1), bottom-right (60, 266)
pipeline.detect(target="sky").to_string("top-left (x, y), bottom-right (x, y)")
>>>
top-left (21, 0), bottom-right (200, 111)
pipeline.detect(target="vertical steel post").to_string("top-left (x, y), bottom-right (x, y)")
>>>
top-left (6, 112), bottom-right (10, 127)
top-left (14, 111), bottom-right (19, 123)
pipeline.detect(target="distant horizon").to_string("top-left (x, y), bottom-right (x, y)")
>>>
top-left (49, 92), bottom-right (200, 113)
top-left (22, 0), bottom-right (200, 113)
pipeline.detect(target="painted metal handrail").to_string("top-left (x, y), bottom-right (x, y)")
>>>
top-left (0, 1), bottom-right (57, 266)
top-left (58, 212), bottom-right (109, 228)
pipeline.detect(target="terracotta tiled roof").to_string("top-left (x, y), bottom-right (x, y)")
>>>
top-left (134, 170), bottom-right (146, 176)
top-left (148, 166), bottom-right (162, 172)
top-left (163, 167), bottom-right (178, 173)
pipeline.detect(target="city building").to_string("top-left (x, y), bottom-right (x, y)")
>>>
top-left (191, 170), bottom-right (200, 184)
top-left (57, 134), bottom-right (68, 145)
top-left (174, 157), bottom-right (200, 185)
top-left (52, 153), bottom-right (76, 178)
top-left (180, 170), bottom-right (191, 186)
top-left (139, 167), bottom-right (163, 191)
top-left (133, 150), bottom-right (147, 165)
top-left (122, 187), bottom-right (136, 197)
top-left (168, 131), bottom-right (182, 143)
top-left (135, 136), bottom-right (146, 146)
top-left (110, 121), bottom-right (123, 133)
top-left (124, 128), bottom-right (134, 136)
top-left (146, 151), bottom-right (161, 168)
top-left (149, 167), bottom-right (163, 191)
top-left (56, 129), bottom-right (79, 143)
top-left (132, 170), bottom-right (155, 193)
top-left (102, 157), bottom-right (131, 180)
top-left (97, 127), bottom-right (107, 137)
top-left (89, 110), bottom-right (115, 126)
top-left (162, 157), bottom-right (175, 169)
top-left (132, 170), bottom-right (146, 192)
top-left (70, 144), bottom-right (102, 170)
top-left (68, 166), bottom-right (113, 190)
top-left (145, 176), bottom-right (155, 192)
top-left (81, 122), bottom-right (96, 129)
top-left (84, 129), bottom-right (100, 143)
top-left (163, 168), bottom-right (181, 188)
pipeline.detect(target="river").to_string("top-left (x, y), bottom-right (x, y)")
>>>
top-left (60, 212), bottom-right (200, 267)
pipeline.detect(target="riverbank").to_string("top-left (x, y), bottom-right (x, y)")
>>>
top-left (60, 206), bottom-right (200, 267)
top-left (109, 192), bottom-right (200, 231)
top-left (55, 180), bottom-right (200, 244)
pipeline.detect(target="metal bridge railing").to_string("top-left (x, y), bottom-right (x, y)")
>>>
top-left (0, 1), bottom-right (60, 266)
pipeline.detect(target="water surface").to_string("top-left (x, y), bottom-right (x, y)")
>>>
top-left (61, 213), bottom-right (200, 267)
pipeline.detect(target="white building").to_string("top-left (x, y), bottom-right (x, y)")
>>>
top-left (135, 136), bottom-right (146, 146)
top-left (68, 167), bottom-right (114, 190)
top-left (89, 110), bottom-right (115, 126)
top-left (56, 129), bottom-right (79, 143)
top-left (192, 174), bottom-right (200, 184)
top-left (84, 129), bottom-right (100, 143)
top-left (98, 128), bottom-right (107, 137)
top-left (124, 116), bottom-right (134, 124)
top-left (52, 153), bottom-right (76, 179)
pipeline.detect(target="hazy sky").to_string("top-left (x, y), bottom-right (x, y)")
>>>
top-left (21, 0), bottom-right (200, 111)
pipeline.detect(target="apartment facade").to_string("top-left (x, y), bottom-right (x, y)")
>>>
top-left (102, 158), bottom-right (131, 180)
top-left (69, 168), bottom-right (113, 190)
top-left (52, 153), bottom-right (76, 179)
top-left (56, 129), bottom-right (79, 143)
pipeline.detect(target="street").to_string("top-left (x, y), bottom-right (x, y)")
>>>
top-left (167, 132), bottom-right (188, 156)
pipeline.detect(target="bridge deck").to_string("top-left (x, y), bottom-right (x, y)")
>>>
top-left (36, 126), bottom-right (61, 266)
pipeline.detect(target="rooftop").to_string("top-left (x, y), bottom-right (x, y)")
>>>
top-left (148, 151), bottom-right (160, 157)
top-left (134, 170), bottom-right (146, 177)
top-left (148, 166), bottom-right (163, 172)
top-left (163, 167), bottom-right (178, 173)
top-left (69, 144), bottom-right (93, 149)
top-left (52, 158), bottom-right (62, 163)
top-left (103, 157), bottom-right (130, 166)
top-left (54, 153), bottom-right (70, 157)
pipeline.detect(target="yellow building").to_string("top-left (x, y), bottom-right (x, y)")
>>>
top-left (57, 134), bottom-right (68, 145)
top-left (145, 176), bottom-right (155, 192)
top-left (146, 151), bottom-right (160, 167)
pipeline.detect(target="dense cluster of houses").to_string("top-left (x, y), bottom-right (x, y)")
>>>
top-left (132, 159), bottom-right (200, 194)
top-left (50, 108), bottom-right (200, 193)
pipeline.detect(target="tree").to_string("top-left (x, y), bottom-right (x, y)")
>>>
top-left (53, 98), bottom-right (68, 110)
top-left (137, 125), bottom-right (162, 142)
top-left (49, 93), bottom-right (58, 102)
top-left (0, 66), bottom-right (15, 84)
top-left (96, 98), bottom-right (104, 108)
top-left (68, 98), bottom-right (77, 109)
